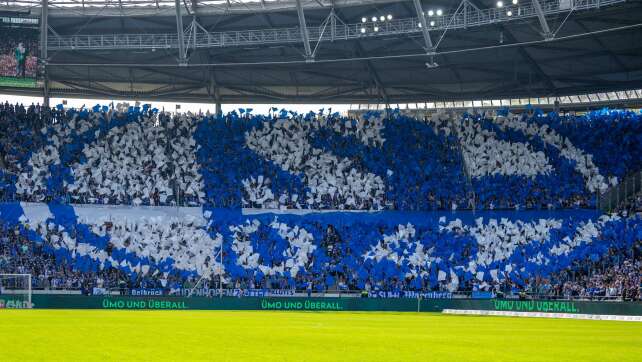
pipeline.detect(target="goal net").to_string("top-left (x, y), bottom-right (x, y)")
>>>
top-left (0, 274), bottom-right (32, 309)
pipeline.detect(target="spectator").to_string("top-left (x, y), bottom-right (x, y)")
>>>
top-left (15, 43), bottom-right (26, 78)
top-left (0, 102), bottom-right (641, 299)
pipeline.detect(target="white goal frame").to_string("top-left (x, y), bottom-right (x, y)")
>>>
top-left (0, 273), bottom-right (32, 309)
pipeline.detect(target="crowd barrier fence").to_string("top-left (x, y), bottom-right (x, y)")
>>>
top-left (1, 295), bottom-right (641, 316)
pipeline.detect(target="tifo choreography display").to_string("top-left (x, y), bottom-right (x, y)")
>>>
top-left (0, 101), bottom-right (640, 300)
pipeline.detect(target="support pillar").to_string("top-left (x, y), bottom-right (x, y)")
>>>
top-left (295, 0), bottom-right (313, 62)
top-left (532, 0), bottom-right (553, 40)
top-left (209, 70), bottom-right (222, 116)
top-left (175, 0), bottom-right (187, 65)
top-left (41, 0), bottom-right (49, 109)
top-left (413, 0), bottom-right (434, 53)
top-left (215, 98), bottom-right (222, 117)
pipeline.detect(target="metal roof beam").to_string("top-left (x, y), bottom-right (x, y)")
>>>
top-left (412, 0), bottom-right (433, 53)
top-left (224, 85), bottom-right (287, 100)
top-left (175, 0), bottom-right (188, 65)
top-left (41, 0), bottom-right (50, 108)
top-left (298, 69), bottom-right (362, 84)
top-left (46, 0), bottom-right (627, 51)
top-left (532, 0), bottom-right (553, 40)
top-left (295, 0), bottom-right (314, 62)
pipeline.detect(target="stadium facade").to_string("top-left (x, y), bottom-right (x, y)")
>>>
top-left (0, 0), bottom-right (641, 107)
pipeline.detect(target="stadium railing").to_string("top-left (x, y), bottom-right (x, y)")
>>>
top-left (599, 170), bottom-right (642, 212)
top-left (16, 287), bottom-right (638, 302)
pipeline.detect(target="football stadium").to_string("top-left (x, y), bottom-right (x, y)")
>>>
top-left (0, 0), bottom-right (642, 361)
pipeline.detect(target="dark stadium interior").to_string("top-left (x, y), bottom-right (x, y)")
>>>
top-left (1, 0), bottom-right (642, 103)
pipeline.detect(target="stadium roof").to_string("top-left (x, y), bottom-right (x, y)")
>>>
top-left (2, 0), bottom-right (642, 104)
top-left (0, 0), bottom-right (391, 15)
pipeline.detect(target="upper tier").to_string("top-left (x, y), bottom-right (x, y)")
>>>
top-left (1, 103), bottom-right (641, 211)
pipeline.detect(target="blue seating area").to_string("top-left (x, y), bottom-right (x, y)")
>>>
top-left (308, 114), bottom-right (468, 210)
top-left (0, 102), bottom-right (44, 200)
top-left (467, 114), bottom-right (589, 209)
top-left (2, 202), bottom-right (640, 296)
top-left (526, 109), bottom-right (642, 184)
top-left (2, 102), bottom-right (641, 211)
top-left (0, 101), bottom-right (641, 297)
top-left (195, 114), bottom-right (309, 209)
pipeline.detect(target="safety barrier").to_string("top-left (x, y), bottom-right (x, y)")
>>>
top-left (2, 295), bottom-right (641, 316)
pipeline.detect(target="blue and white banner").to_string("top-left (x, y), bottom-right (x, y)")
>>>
top-left (368, 291), bottom-right (453, 299)
top-left (169, 288), bottom-right (296, 298)
top-left (471, 291), bottom-right (495, 299)
top-left (130, 288), bottom-right (164, 296)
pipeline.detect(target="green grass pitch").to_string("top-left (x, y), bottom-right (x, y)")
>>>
top-left (0, 310), bottom-right (641, 361)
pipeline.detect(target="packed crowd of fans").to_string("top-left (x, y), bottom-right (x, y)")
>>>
top-left (0, 102), bottom-right (50, 200)
top-left (199, 111), bottom-right (468, 210)
top-left (526, 109), bottom-right (642, 186)
top-left (0, 224), bottom-right (122, 292)
top-left (1, 210), bottom-right (640, 300)
top-left (64, 112), bottom-right (204, 206)
top-left (617, 193), bottom-right (642, 215)
top-left (0, 101), bottom-right (641, 300)
top-left (557, 257), bottom-right (640, 300)
top-left (3, 102), bottom-right (640, 211)
top-left (0, 199), bottom-right (642, 299)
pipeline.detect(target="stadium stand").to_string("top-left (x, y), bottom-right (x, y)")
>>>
top-left (4, 104), bottom-right (641, 210)
top-left (0, 101), bottom-right (640, 300)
